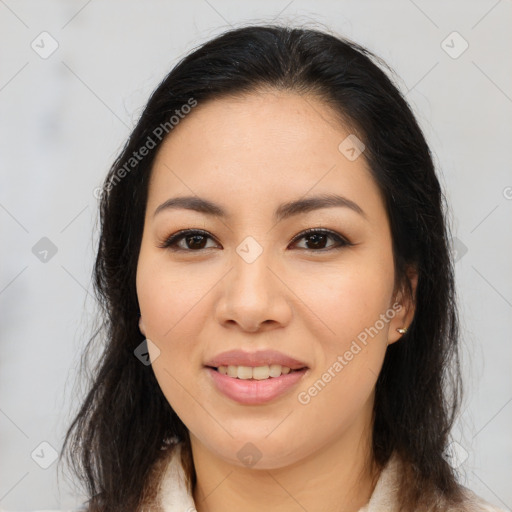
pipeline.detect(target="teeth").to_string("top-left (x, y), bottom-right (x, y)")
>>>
top-left (237, 366), bottom-right (253, 380)
top-left (269, 364), bottom-right (285, 377)
top-left (217, 364), bottom-right (294, 380)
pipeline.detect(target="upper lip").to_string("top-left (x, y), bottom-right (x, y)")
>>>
top-left (204, 349), bottom-right (308, 370)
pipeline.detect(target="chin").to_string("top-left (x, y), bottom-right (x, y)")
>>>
top-left (196, 430), bottom-right (314, 470)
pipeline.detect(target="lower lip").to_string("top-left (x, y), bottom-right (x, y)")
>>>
top-left (206, 367), bottom-right (308, 405)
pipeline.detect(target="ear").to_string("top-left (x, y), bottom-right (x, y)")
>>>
top-left (387, 265), bottom-right (418, 345)
top-left (138, 316), bottom-right (146, 336)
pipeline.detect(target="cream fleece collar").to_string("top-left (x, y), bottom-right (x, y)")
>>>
top-left (156, 443), bottom-right (504, 512)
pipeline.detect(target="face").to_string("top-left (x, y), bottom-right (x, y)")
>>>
top-left (136, 90), bottom-right (415, 469)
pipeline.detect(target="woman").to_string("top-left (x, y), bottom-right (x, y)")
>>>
top-left (60, 25), bottom-right (504, 512)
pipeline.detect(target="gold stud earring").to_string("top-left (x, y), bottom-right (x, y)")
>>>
top-left (396, 327), bottom-right (408, 334)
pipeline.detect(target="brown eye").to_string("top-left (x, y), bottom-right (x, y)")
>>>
top-left (158, 229), bottom-right (219, 251)
top-left (159, 228), bottom-right (351, 253)
top-left (183, 233), bottom-right (209, 250)
top-left (290, 228), bottom-right (351, 251)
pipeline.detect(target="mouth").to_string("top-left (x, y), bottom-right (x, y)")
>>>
top-left (203, 349), bottom-right (309, 403)
top-left (206, 364), bottom-right (308, 381)
top-left (205, 364), bottom-right (309, 405)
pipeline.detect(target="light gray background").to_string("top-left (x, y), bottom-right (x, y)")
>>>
top-left (1, 1), bottom-right (511, 510)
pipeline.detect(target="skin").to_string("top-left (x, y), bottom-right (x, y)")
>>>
top-left (136, 89), bottom-right (417, 512)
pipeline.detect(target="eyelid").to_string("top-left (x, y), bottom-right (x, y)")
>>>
top-left (288, 227), bottom-right (352, 249)
top-left (157, 228), bottom-right (219, 250)
top-left (158, 227), bottom-right (352, 251)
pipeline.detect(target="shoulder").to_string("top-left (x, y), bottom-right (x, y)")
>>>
top-left (155, 441), bottom-right (196, 511)
top-left (452, 486), bottom-right (507, 512)
top-left (360, 452), bottom-right (506, 512)
top-left (0, 506), bottom-right (88, 512)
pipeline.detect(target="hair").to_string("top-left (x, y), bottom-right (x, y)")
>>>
top-left (60, 24), bottom-right (465, 512)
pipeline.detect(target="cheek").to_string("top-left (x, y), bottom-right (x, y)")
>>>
top-left (136, 251), bottom-right (223, 406)
top-left (293, 248), bottom-right (395, 410)
top-left (136, 251), bottom-right (212, 340)
top-left (136, 255), bottom-right (208, 419)
top-left (293, 268), bottom-right (392, 431)
top-left (297, 256), bottom-right (395, 344)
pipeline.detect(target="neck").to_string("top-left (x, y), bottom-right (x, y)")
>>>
top-left (190, 411), bottom-right (379, 512)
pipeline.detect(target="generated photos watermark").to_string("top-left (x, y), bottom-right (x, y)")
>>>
top-left (94, 97), bottom-right (198, 199)
top-left (297, 302), bottom-right (402, 405)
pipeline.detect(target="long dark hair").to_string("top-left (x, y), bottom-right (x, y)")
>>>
top-left (60, 24), bottom-right (464, 512)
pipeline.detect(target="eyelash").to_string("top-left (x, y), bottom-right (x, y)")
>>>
top-left (158, 228), bottom-right (352, 253)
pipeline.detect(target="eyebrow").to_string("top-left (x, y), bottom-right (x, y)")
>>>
top-left (153, 193), bottom-right (366, 222)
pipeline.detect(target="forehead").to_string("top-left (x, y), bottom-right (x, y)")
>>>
top-left (147, 90), bottom-right (383, 219)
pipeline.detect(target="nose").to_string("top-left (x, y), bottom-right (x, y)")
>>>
top-left (214, 248), bottom-right (293, 333)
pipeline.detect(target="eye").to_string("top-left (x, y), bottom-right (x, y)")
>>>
top-left (159, 228), bottom-right (352, 252)
top-left (289, 228), bottom-right (352, 251)
top-left (158, 229), bottom-right (219, 251)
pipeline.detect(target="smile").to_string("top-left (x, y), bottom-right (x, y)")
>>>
top-left (206, 366), bottom-right (309, 405)
top-left (213, 364), bottom-right (304, 380)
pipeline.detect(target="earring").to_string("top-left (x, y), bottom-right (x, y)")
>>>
top-left (139, 316), bottom-right (146, 336)
top-left (396, 327), bottom-right (408, 334)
